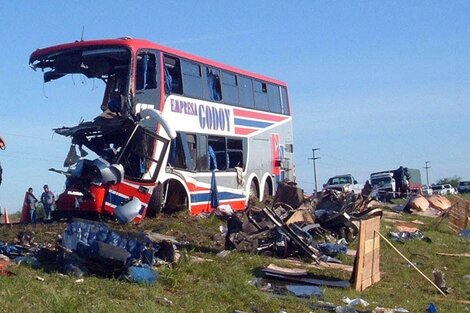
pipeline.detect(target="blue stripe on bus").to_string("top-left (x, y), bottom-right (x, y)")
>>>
top-left (191, 192), bottom-right (245, 203)
top-left (234, 118), bottom-right (273, 128)
top-left (106, 192), bottom-right (127, 206)
top-left (106, 192), bottom-right (146, 213)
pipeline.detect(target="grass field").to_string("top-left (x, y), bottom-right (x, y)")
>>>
top-left (0, 196), bottom-right (469, 313)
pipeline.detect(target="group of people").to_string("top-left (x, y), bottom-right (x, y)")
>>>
top-left (22, 184), bottom-right (55, 224)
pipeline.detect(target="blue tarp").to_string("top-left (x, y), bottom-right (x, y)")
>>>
top-left (210, 170), bottom-right (219, 209)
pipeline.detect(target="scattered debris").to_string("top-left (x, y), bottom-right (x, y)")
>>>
top-left (261, 264), bottom-right (351, 288)
top-left (426, 303), bottom-right (438, 313)
top-left (447, 196), bottom-right (469, 233)
top-left (432, 269), bottom-right (450, 294)
top-left (436, 252), bottom-right (470, 258)
top-left (375, 231), bottom-right (447, 296)
top-left (224, 181), bottom-right (382, 266)
top-left (0, 218), bottom-right (179, 285)
top-left (389, 230), bottom-right (431, 243)
top-left (155, 296), bottom-right (173, 306)
top-left (286, 284), bottom-right (323, 298)
top-left (427, 195), bottom-right (452, 211)
top-left (459, 229), bottom-right (470, 239)
top-left (394, 222), bottom-right (420, 233)
top-left (407, 195), bottom-right (430, 212)
top-left (342, 296), bottom-right (370, 307)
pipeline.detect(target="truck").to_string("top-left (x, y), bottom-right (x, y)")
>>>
top-left (323, 174), bottom-right (363, 194)
top-left (370, 166), bottom-right (422, 199)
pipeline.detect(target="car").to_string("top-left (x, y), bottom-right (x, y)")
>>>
top-left (442, 184), bottom-right (457, 195)
top-left (431, 184), bottom-right (456, 195)
top-left (431, 184), bottom-right (445, 195)
top-left (458, 181), bottom-right (470, 193)
top-left (422, 185), bottom-right (432, 196)
top-left (323, 174), bottom-right (363, 194)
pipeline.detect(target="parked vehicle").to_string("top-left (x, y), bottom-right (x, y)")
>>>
top-left (370, 172), bottom-right (395, 200)
top-left (323, 174), bottom-right (363, 194)
top-left (442, 184), bottom-right (457, 195)
top-left (370, 166), bottom-right (422, 198)
top-left (458, 181), bottom-right (470, 193)
top-left (431, 185), bottom-right (445, 195)
top-left (421, 185), bottom-right (432, 196)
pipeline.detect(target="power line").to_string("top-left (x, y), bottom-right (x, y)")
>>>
top-left (308, 148), bottom-right (320, 193)
top-left (424, 161), bottom-right (431, 186)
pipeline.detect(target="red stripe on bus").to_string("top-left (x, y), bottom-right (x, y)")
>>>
top-left (233, 108), bottom-right (288, 122)
top-left (190, 200), bottom-right (247, 215)
top-left (186, 182), bottom-right (209, 192)
top-left (235, 127), bottom-right (257, 135)
top-left (109, 182), bottom-right (151, 204)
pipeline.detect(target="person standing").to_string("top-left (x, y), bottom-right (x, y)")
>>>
top-left (40, 184), bottom-right (55, 220)
top-left (26, 187), bottom-right (38, 224)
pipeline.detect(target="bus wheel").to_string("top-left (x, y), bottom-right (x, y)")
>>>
top-left (163, 180), bottom-right (188, 213)
top-left (263, 178), bottom-right (273, 201)
top-left (147, 184), bottom-right (164, 217)
top-left (249, 179), bottom-right (259, 203)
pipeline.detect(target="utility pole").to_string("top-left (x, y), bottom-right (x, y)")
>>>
top-left (308, 148), bottom-right (320, 194)
top-left (424, 161), bottom-right (431, 187)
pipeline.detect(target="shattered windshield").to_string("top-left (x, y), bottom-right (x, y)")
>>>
top-left (371, 177), bottom-right (391, 185)
top-left (31, 47), bottom-right (130, 82)
top-left (327, 176), bottom-right (351, 185)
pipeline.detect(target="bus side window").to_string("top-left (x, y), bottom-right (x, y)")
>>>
top-left (206, 67), bottom-right (222, 101)
top-left (168, 133), bottom-right (186, 169)
top-left (254, 80), bottom-right (268, 111)
top-left (227, 138), bottom-right (244, 169)
top-left (136, 53), bottom-right (157, 90)
top-left (267, 84), bottom-right (282, 113)
top-left (135, 51), bottom-right (159, 106)
top-left (280, 86), bottom-right (289, 115)
top-left (239, 76), bottom-right (254, 108)
top-left (164, 55), bottom-right (183, 94)
top-left (222, 71), bottom-right (239, 105)
top-left (196, 134), bottom-right (208, 171)
top-left (182, 60), bottom-right (203, 99)
top-left (208, 136), bottom-right (227, 170)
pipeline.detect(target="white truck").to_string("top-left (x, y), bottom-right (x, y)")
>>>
top-left (323, 174), bottom-right (363, 194)
top-left (370, 172), bottom-right (396, 200)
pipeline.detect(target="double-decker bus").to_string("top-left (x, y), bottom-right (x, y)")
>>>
top-left (29, 37), bottom-right (294, 220)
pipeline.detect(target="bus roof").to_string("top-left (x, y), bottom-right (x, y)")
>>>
top-left (30, 37), bottom-right (287, 87)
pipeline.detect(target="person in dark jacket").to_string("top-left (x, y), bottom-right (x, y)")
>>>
top-left (26, 187), bottom-right (38, 224)
top-left (41, 184), bottom-right (55, 220)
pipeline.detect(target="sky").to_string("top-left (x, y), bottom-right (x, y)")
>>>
top-left (0, 1), bottom-right (469, 211)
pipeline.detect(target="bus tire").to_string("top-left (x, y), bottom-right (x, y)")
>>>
top-left (147, 184), bottom-right (164, 217)
top-left (162, 180), bottom-right (188, 213)
top-left (249, 179), bottom-right (260, 202)
top-left (263, 177), bottom-right (273, 201)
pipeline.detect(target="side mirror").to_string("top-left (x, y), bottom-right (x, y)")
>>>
top-left (323, 184), bottom-right (326, 187)
top-left (354, 180), bottom-right (358, 184)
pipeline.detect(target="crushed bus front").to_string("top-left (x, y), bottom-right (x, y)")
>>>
top-left (30, 40), bottom-right (173, 222)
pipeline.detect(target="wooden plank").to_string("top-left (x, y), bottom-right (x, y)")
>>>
top-left (448, 196), bottom-right (469, 233)
top-left (353, 215), bottom-right (381, 292)
top-left (437, 252), bottom-right (470, 258)
top-left (372, 233), bottom-right (381, 284)
top-left (283, 258), bottom-right (354, 273)
top-left (353, 217), bottom-right (367, 291)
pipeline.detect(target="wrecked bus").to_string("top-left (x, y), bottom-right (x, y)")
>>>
top-left (29, 37), bottom-right (294, 221)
